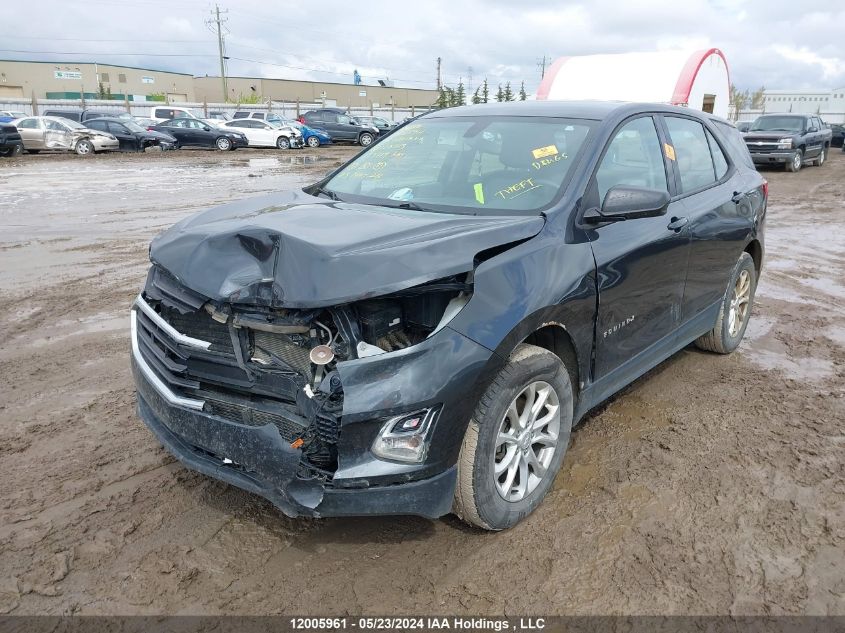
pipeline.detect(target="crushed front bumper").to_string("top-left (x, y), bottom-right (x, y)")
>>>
top-left (133, 357), bottom-right (457, 518)
top-left (128, 297), bottom-right (484, 519)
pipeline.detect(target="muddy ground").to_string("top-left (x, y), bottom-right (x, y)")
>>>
top-left (0, 145), bottom-right (843, 616)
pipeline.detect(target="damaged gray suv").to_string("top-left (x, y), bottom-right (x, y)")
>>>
top-left (131, 101), bottom-right (766, 530)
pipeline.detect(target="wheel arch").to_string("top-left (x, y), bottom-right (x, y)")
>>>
top-left (744, 238), bottom-right (763, 275)
top-left (521, 322), bottom-right (580, 405)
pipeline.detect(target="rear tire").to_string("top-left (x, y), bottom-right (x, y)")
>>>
top-left (694, 252), bottom-right (756, 354)
top-left (813, 147), bottom-right (827, 166)
top-left (785, 149), bottom-right (802, 172)
top-left (453, 344), bottom-right (573, 531)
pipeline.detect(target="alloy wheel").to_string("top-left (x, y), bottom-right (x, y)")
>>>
top-left (493, 381), bottom-right (560, 502)
top-left (728, 269), bottom-right (751, 337)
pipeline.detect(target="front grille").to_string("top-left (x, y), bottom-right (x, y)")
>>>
top-left (162, 308), bottom-right (235, 356)
top-left (135, 295), bottom-right (309, 436)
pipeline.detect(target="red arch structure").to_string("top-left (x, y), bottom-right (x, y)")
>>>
top-left (536, 49), bottom-right (730, 110)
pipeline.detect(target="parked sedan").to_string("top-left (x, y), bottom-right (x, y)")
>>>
top-left (153, 118), bottom-right (247, 150)
top-left (353, 115), bottom-right (396, 135)
top-left (0, 110), bottom-right (28, 123)
top-left (13, 116), bottom-right (118, 155)
top-left (276, 119), bottom-right (331, 148)
top-left (84, 117), bottom-right (177, 152)
top-left (220, 119), bottom-right (303, 149)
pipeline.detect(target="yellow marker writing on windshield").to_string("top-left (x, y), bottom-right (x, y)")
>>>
top-left (474, 183), bottom-right (485, 204)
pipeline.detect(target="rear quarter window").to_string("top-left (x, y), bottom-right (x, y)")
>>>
top-left (712, 120), bottom-right (755, 170)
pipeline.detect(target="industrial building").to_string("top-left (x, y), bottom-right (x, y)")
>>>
top-left (0, 59), bottom-right (437, 108)
top-left (536, 49), bottom-right (731, 118)
top-left (0, 59), bottom-right (195, 101)
top-left (761, 88), bottom-right (845, 114)
top-left (192, 76), bottom-right (437, 108)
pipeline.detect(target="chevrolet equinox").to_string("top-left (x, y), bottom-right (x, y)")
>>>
top-left (130, 101), bottom-right (766, 530)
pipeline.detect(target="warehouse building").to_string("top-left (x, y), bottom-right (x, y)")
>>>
top-left (193, 76), bottom-right (437, 108)
top-left (761, 88), bottom-right (845, 114)
top-left (0, 59), bottom-right (195, 100)
top-left (537, 49), bottom-right (731, 118)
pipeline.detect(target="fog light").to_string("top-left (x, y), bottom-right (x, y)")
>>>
top-left (372, 408), bottom-right (439, 463)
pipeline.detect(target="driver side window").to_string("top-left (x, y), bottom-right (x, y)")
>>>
top-left (596, 116), bottom-right (668, 202)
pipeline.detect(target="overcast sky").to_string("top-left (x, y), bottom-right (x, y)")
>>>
top-left (2, 0), bottom-right (843, 95)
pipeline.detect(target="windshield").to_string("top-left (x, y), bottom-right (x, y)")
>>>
top-left (123, 121), bottom-right (146, 133)
top-left (750, 116), bottom-right (805, 132)
top-left (63, 119), bottom-right (86, 130)
top-left (324, 115), bottom-right (595, 214)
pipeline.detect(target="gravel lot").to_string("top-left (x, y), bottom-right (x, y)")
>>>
top-left (0, 146), bottom-right (843, 615)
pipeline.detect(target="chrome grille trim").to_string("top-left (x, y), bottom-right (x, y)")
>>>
top-left (134, 294), bottom-right (211, 350)
top-left (131, 309), bottom-right (205, 411)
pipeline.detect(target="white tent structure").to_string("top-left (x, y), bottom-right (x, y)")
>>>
top-left (536, 49), bottom-right (730, 118)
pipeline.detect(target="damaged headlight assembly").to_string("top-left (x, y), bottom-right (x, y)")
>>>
top-left (372, 408), bottom-right (440, 463)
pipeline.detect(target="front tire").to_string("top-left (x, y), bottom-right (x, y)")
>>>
top-left (358, 132), bottom-right (374, 146)
top-left (276, 136), bottom-right (291, 150)
top-left (454, 344), bottom-right (573, 531)
top-left (75, 139), bottom-right (94, 156)
top-left (216, 137), bottom-right (232, 151)
top-left (785, 149), bottom-right (803, 172)
top-left (307, 135), bottom-right (321, 148)
top-left (695, 252), bottom-right (757, 354)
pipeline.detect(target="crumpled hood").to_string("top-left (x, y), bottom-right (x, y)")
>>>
top-left (150, 189), bottom-right (544, 308)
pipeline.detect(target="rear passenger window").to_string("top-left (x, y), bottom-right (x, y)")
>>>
top-left (712, 120), bottom-right (754, 169)
top-left (665, 117), bottom-right (717, 192)
top-left (705, 129), bottom-right (729, 179)
top-left (596, 116), bottom-right (668, 202)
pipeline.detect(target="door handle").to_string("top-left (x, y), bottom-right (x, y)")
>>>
top-left (667, 216), bottom-right (689, 232)
top-left (731, 191), bottom-right (747, 204)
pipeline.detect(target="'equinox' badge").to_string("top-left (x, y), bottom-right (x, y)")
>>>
top-left (604, 315), bottom-right (635, 338)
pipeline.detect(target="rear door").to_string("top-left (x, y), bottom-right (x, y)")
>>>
top-left (660, 115), bottom-right (754, 321)
top-left (586, 114), bottom-right (690, 379)
top-left (106, 121), bottom-right (136, 150)
top-left (44, 119), bottom-right (74, 150)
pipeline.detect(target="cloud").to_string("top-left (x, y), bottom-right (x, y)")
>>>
top-left (0, 0), bottom-right (843, 95)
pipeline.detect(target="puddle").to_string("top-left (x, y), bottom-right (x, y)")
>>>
top-left (746, 349), bottom-right (836, 381)
top-left (28, 312), bottom-right (127, 347)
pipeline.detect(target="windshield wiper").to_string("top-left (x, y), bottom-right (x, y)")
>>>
top-left (313, 186), bottom-right (341, 201)
top-left (386, 200), bottom-right (436, 212)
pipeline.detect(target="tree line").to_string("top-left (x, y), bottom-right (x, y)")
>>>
top-left (730, 84), bottom-right (766, 112)
top-left (436, 78), bottom-right (528, 108)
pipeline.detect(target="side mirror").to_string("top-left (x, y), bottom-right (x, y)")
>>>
top-left (807, 127), bottom-right (818, 133)
top-left (584, 185), bottom-right (670, 224)
top-left (203, 126), bottom-right (211, 131)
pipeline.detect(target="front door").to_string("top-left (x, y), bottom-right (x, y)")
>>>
top-left (17, 118), bottom-right (44, 149)
top-left (586, 115), bottom-right (690, 379)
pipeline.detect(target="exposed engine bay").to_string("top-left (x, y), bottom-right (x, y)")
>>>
top-left (141, 265), bottom-right (472, 478)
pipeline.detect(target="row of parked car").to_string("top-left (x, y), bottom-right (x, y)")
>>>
top-left (0, 106), bottom-right (401, 157)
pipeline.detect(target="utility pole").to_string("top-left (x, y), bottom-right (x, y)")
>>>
top-left (436, 57), bottom-right (442, 90)
top-left (208, 5), bottom-right (229, 102)
top-left (537, 55), bottom-right (548, 80)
